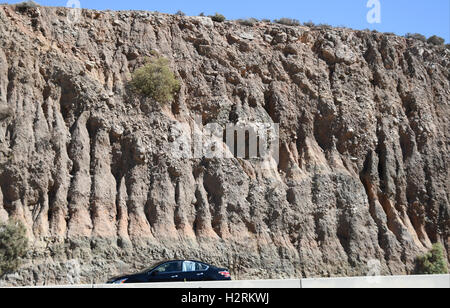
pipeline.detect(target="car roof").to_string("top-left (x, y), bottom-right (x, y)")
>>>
top-left (142, 260), bottom-right (212, 271)
top-left (156, 260), bottom-right (211, 265)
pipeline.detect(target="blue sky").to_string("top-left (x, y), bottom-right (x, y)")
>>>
top-left (6, 0), bottom-right (450, 42)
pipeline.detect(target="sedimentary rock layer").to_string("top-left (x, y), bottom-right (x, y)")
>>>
top-left (0, 5), bottom-right (448, 285)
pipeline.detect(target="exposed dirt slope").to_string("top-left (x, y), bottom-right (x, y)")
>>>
top-left (0, 5), bottom-right (448, 285)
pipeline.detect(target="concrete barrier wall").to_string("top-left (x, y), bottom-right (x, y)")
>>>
top-left (26, 274), bottom-right (449, 288)
top-left (301, 274), bottom-right (450, 289)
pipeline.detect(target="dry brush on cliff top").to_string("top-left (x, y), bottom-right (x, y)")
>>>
top-left (0, 4), bottom-right (448, 286)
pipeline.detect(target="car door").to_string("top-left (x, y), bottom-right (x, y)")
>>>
top-left (180, 261), bottom-right (198, 281)
top-left (147, 261), bottom-right (184, 283)
top-left (180, 261), bottom-right (209, 282)
top-left (194, 262), bottom-right (210, 281)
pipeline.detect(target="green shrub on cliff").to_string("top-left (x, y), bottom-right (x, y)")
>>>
top-left (427, 35), bottom-right (445, 46)
top-left (130, 56), bottom-right (180, 104)
top-left (210, 13), bottom-right (226, 23)
top-left (175, 10), bottom-right (186, 17)
top-left (274, 18), bottom-right (301, 26)
top-left (303, 21), bottom-right (316, 28)
top-left (0, 220), bottom-right (29, 277)
top-left (415, 243), bottom-right (449, 275)
top-left (237, 18), bottom-right (259, 27)
top-left (15, 0), bottom-right (39, 10)
top-left (405, 33), bottom-right (427, 42)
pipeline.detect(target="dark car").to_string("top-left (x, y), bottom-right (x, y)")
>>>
top-left (107, 260), bottom-right (232, 284)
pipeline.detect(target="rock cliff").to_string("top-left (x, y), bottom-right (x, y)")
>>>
top-left (0, 5), bottom-right (448, 285)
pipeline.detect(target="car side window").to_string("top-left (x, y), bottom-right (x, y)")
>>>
top-left (154, 261), bottom-right (182, 274)
top-left (182, 261), bottom-right (196, 272)
top-left (195, 262), bottom-right (209, 272)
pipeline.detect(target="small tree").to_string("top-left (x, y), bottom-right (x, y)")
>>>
top-left (130, 57), bottom-right (180, 104)
top-left (415, 243), bottom-right (449, 275)
top-left (0, 220), bottom-right (29, 277)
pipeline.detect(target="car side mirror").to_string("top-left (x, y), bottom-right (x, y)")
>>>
top-left (150, 271), bottom-right (158, 276)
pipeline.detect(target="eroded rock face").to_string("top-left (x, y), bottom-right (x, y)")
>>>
top-left (0, 5), bottom-right (448, 286)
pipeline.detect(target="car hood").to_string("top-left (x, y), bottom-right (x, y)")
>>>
top-left (107, 273), bottom-right (138, 283)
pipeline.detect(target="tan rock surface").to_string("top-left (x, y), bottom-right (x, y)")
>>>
top-left (0, 5), bottom-right (448, 285)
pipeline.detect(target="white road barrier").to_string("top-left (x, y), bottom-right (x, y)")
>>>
top-left (17, 274), bottom-right (449, 288)
top-left (301, 274), bottom-right (450, 289)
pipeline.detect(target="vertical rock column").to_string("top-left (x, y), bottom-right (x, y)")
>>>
top-left (66, 112), bottom-right (93, 238)
top-left (48, 104), bottom-right (71, 237)
top-left (90, 128), bottom-right (117, 238)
